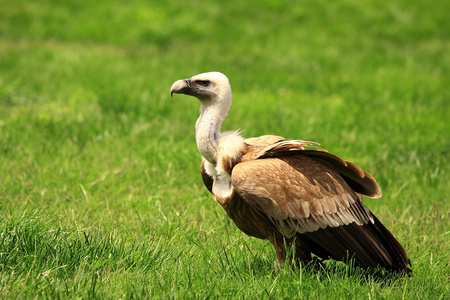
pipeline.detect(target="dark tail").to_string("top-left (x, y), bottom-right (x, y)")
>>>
top-left (302, 212), bottom-right (411, 273)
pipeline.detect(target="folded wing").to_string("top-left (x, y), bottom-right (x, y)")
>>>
top-left (231, 152), bottom-right (410, 272)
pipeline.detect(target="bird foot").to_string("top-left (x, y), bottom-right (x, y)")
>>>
top-left (274, 259), bottom-right (285, 271)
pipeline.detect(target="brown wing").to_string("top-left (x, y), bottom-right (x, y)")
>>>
top-left (231, 155), bottom-right (372, 237)
top-left (258, 145), bottom-right (382, 199)
top-left (299, 150), bottom-right (382, 198)
top-left (231, 154), bottom-right (410, 272)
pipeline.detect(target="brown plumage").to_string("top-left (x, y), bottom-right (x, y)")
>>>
top-left (171, 72), bottom-right (411, 273)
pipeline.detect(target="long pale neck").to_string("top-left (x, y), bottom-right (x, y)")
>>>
top-left (195, 100), bottom-right (229, 164)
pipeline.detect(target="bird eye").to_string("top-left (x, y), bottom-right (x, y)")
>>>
top-left (196, 80), bottom-right (211, 87)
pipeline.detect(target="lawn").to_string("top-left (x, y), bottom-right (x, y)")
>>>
top-left (0, 0), bottom-right (449, 298)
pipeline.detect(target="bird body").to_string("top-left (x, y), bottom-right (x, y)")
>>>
top-left (170, 72), bottom-right (410, 273)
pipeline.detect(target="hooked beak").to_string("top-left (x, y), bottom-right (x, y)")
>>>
top-left (170, 78), bottom-right (192, 97)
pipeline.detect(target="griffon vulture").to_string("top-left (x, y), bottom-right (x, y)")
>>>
top-left (170, 72), bottom-right (411, 273)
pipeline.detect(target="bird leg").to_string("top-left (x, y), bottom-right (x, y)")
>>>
top-left (269, 234), bottom-right (313, 269)
top-left (269, 235), bottom-right (288, 270)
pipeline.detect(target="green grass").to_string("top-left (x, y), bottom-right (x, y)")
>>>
top-left (0, 0), bottom-right (449, 298)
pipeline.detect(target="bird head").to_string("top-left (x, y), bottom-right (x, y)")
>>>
top-left (170, 72), bottom-right (231, 103)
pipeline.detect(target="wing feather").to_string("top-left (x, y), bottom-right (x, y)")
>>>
top-left (231, 155), bottom-right (374, 236)
top-left (255, 140), bottom-right (382, 199)
top-left (299, 150), bottom-right (382, 198)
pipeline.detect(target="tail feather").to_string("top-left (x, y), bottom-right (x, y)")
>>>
top-left (302, 212), bottom-right (411, 273)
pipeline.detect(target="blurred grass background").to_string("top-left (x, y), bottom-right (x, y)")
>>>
top-left (0, 0), bottom-right (449, 298)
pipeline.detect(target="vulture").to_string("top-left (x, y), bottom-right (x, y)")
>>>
top-left (170, 72), bottom-right (411, 273)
